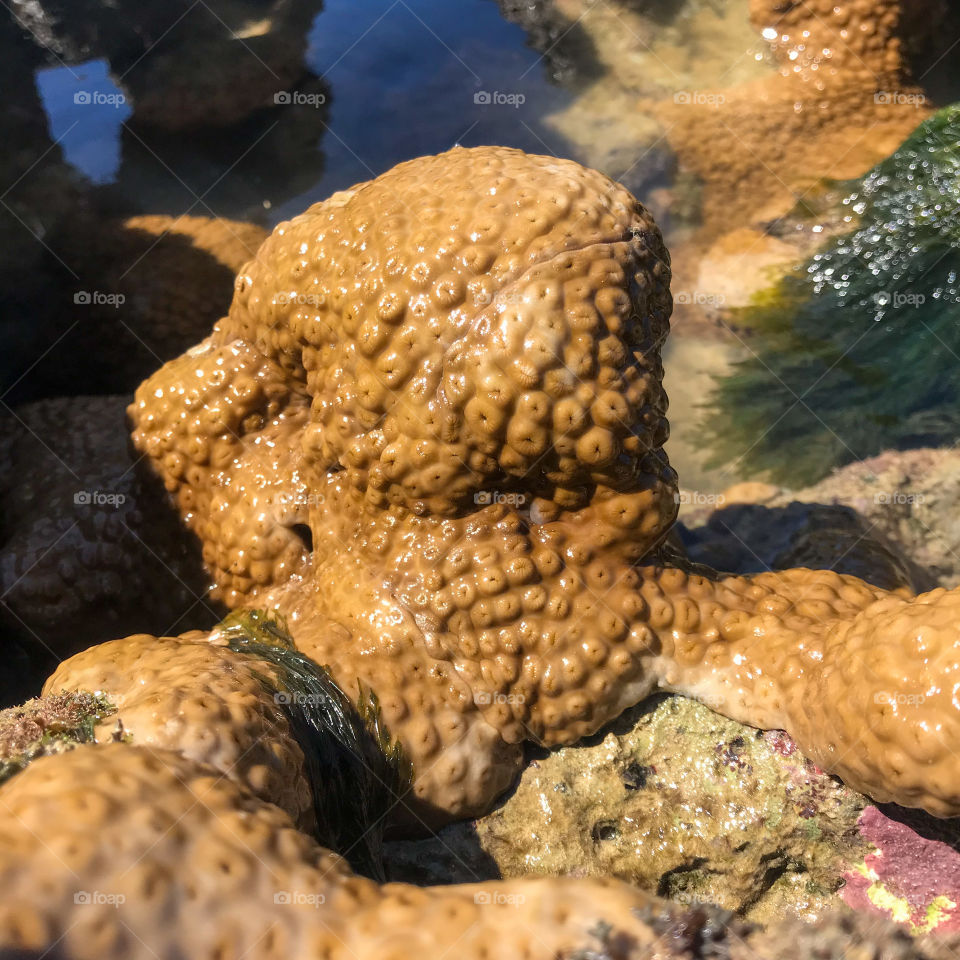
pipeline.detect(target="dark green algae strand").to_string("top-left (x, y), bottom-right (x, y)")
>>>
top-left (703, 104), bottom-right (960, 486)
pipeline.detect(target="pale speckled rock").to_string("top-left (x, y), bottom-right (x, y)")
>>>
top-left (384, 694), bottom-right (872, 926)
top-left (385, 693), bottom-right (960, 932)
top-left (773, 449), bottom-right (960, 590)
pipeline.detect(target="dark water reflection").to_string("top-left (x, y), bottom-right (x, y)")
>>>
top-left (1, 0), bottom-right (680, 402)
top-left (28, 0), bottom-right (603, 225)
top-left (285, 0), bottom-right (578, 213)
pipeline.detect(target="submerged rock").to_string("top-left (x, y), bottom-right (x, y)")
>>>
top-left (680, 447), bottom-right (960, 589)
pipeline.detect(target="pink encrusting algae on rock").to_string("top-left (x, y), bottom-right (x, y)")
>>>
top-left (842, 806), bottom-right (960, 934)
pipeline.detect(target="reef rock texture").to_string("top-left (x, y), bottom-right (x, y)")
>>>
top-left (80, 214), bottom-right (269, 371)
top-left (676, 500), bottom-right (926, 594)
top-left (4, 211), bottom-right (268, 403)
top-left (387, 695), bottom-right (960, 933)
top-left (681, 448), bottom-right (960, 590)
top-left (385, 694), bottom-right (873, 924)
top-left (0, 691), bottom-right (115, 785)
top-left (785, 450), bottom-right (960, 588)
top-left (126, 146), bottom-right (960, 833)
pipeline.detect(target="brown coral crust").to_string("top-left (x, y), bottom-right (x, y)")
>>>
top-left (130, 146), bottom-right (677, 821)
top-left (654, 0), bottom-right (933, 234)
top-left (0, 743), bottom-right (661, 960)
top-left (129, 146), bottom-right (960, 824)
top-left (45, 632), bottom-right (315, 829)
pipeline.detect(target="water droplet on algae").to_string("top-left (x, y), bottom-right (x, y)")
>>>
top-left (701, 105), bottom-right (960, 484)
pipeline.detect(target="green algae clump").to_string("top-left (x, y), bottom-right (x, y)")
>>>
top-left (215, 609), bottom-right (412, 877)
top-left (704, 104), bottom-right (960, 485)
top-left (0, 691), bottom-right (117, 785)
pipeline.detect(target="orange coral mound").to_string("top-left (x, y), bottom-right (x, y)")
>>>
top-left (129, 146), bottom-right (960, 825)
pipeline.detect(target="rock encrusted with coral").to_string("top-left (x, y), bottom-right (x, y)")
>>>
top-left (129, 146), bottom-right (960, 824)
top-left (4, 146), bottom-right (960, 959)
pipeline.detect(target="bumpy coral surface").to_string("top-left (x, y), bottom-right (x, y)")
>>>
top-left (45, 632), bottom-right (315, 829)
top-left (0, 395), bottom-right (216, 690)
top-left (749, 0), bottom-right (906, 78)
top-left (128, 146), bottom-right (960, 826)
top-left (652, 0), bottom-right (933, 232)
top-left (0, 742), bottom-right (664, 960)
top-left (131, 146), bottom-right (676, 821)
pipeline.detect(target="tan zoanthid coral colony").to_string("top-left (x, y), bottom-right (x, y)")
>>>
top-left (2, 147), bottom-right (959, 959)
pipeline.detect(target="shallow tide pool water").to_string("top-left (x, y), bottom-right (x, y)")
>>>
top-left (6, 0), bottom-right (960, 491)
